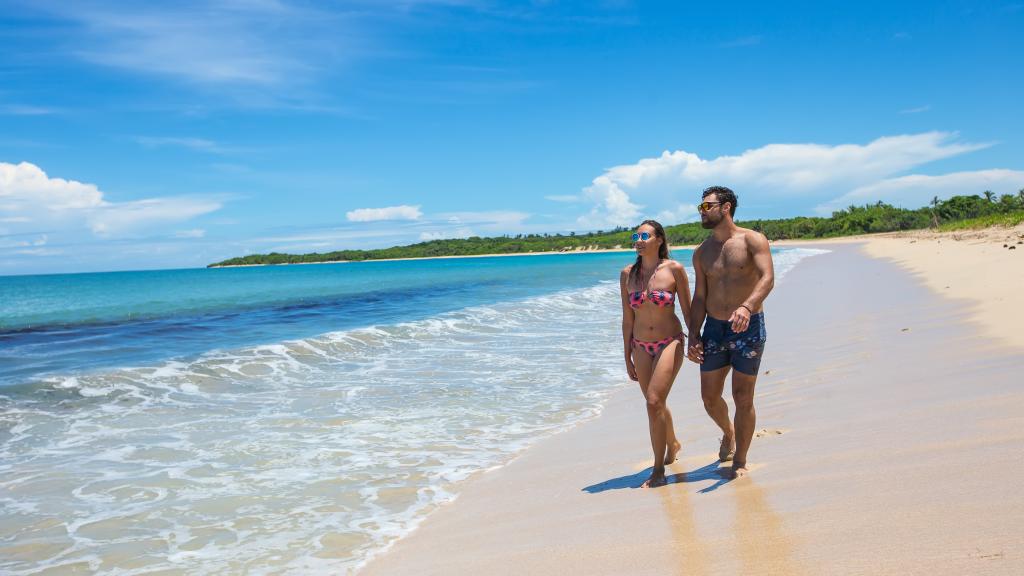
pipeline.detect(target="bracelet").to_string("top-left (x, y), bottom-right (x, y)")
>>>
top-left (739, 304), bottom-right (753, 313)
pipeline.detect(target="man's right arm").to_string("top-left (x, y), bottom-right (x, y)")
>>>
top-left (688, 247), bottom-right (708, 362)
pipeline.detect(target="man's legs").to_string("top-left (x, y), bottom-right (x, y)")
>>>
top-left (729, 370), bottom-right (758, 478)
top-left (700, 367), bottom-right (734, 461)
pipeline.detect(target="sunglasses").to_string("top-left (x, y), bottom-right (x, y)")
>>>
top-left (697, 201), bottom-right (723, 212)
top-left (631, 231), bottom-right (653, 242)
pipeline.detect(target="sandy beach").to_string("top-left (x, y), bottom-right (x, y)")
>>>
top-left (360, 231), bottom-right (1024, 575)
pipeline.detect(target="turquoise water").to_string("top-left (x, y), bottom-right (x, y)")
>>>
top-left (0, 249), bottom-right (826, 575)
top-left (0, 253), bottom-right (634, 388)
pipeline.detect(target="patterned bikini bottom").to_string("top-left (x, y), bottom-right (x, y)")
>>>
top-left (631, 332), bottom-right (685, 357)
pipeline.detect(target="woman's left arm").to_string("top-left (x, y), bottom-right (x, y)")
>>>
top-left (671, 261), bottom-right (693, 333)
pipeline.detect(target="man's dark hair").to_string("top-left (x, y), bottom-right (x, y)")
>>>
top-left (702, 185), bottom-right (737, 217)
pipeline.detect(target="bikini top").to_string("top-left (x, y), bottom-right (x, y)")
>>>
top-left (629, 289), bottom-right (676, 309)
top-left (629, 260), bottom-right (677, 309)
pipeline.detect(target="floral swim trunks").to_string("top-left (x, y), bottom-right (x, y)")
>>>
top-left (700, 312), bottom-right (767, 376)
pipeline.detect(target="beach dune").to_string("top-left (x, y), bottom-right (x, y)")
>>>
top-left (362, 240), bottom-right (1024, 575)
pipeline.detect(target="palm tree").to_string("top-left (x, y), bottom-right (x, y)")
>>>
top-left (1018, 188), bottom-right (1024, 206)
top-left (984, 190), bottom-right (995, 202)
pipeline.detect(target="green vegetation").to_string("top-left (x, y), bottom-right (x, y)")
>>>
top-left (938, 211), bottom-right (1024, 231)
top-left (209, 191), bottom-right (1024, 267)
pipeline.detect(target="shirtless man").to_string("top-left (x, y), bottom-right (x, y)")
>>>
top-left (686, 186), bottom-right (775, 479)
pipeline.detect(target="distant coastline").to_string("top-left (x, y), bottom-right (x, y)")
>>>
top-left (208, 246), bottom-right (640, 268)
top-left (208, 195), bottom-right (1024, 268)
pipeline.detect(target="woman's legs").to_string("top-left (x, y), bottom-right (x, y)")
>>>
top-left (634, 339), bottom-right (686, 487)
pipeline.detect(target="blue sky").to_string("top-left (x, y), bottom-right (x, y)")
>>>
top-left (1, 0), bottom-right (1022, 275)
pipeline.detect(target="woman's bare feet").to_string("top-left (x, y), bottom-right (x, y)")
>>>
top-left (719, 435), bottom-right (735, 462)
top-left (665, 440), bottom-right (681, 465)
top-left (641, 466), bottom-right (667, 488)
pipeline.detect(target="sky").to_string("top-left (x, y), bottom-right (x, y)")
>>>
top-left (1, 0), bottom-right (1022, 275)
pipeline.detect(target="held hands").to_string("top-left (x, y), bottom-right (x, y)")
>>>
top-left (687, 338), bottom-right (703, 364)
top-left (729, 304), bottom-right (752, 333)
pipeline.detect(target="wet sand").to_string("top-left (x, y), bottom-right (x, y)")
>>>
top-left (360, 242), bottom-right (1024, 575)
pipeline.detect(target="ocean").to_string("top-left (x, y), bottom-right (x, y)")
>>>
top-left (0, 248), bottom-right (827, 574)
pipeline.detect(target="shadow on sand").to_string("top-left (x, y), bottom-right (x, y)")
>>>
top-left (582, 461), bottom-right (733, 493)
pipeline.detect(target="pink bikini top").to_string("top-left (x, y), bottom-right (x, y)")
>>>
top-left (629, 289), bottom-right (676, 309)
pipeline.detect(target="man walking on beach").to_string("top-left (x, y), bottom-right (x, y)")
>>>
top-left (687, 186), bottom-right (775, 479)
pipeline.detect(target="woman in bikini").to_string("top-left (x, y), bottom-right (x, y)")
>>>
top-left (620, 219), bottom-right (692, 488)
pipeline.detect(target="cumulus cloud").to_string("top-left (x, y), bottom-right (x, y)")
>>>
top-left (576, 132), bottom-right (997, 227)
top-left (1, 161), bottom-right (104, 211)
top-left (0, 161), bottom-right (222, 238)
top-left (346, 205), bottom-right (423, 222)
top-left (655, 204), bottom-right (698, 225)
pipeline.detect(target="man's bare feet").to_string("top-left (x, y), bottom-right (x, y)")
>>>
top-left (665, 440), bottom-right (681, 465)
top-left (719, 435), bottom-right (735, 462)
top-left (641, 466), bottom-right (667, 488)
top-left (720, 462), bottom-right (748, 480)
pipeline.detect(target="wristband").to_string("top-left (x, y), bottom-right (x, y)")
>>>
top-left (739, 304), bottom-right (753, 314)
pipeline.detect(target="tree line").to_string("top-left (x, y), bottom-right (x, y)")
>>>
top-left (208, 191), bottom-right (1024, 267)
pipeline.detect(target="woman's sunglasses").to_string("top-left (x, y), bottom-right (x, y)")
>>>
top-left (631, 232), bottom-right (652, 242)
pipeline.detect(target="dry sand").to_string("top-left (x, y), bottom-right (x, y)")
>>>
top-left (360, 236), bottom-right (1024, 576)
top-left (858, 224), bottom-right (1024, 349)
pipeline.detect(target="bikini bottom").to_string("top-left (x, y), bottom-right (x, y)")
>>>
top-left (631, 332), bottom-right (685, 357)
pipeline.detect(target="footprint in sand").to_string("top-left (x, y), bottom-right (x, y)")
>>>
top-left (754, 428), bottom-right (787, 438)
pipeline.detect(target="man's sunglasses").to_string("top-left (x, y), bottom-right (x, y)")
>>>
top-left (697, 201), bottom-right (723, 212)
top-left (631, 232), bottom-right (652, 242)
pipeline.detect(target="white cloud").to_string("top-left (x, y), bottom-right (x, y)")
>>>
top-left (173, 228), bottom-right (207, 238)
top-left (0, 161), bottom-right (222, 239)
top-left (1, 161), bottom-right (104, 211)
top-left (89, 198), bottom-right (222, 236)
top-left (654, 204), bottom-right (698, 225)
top-left (900, 105), bottom-right (931, 114)
top-left (64, 4), bottom-right (321, 86)
top-left (576, 132), bottom-right (995, 226)
top-left (816, 169), bottom-right (1024, 214)
top-left (346, 205), bottom-right (423, 222)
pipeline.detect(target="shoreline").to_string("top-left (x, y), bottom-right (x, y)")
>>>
top-left (210, 224), bottom-right (1021, 268)
top-left (360, 240), bottom-right (1024, 575)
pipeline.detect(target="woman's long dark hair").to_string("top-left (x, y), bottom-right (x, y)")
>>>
top-left (629, 219), bottom-right (670, 291)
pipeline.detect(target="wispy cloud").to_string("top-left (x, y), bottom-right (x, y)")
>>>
top-left (816, 169), bottom-right (1024, 213)
top-left (346, 205), bottom-right (423, 222)
top-left (899, 105), bottom-right (931, 114)
top-left (135, 136), bottom-right (226, 153)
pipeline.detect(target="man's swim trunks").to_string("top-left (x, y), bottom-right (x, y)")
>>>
top-left (700, 312), bottom-right (766, 376)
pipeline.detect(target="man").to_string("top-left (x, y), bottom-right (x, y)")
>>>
top-left (687, 186), bottom-right (775, 479)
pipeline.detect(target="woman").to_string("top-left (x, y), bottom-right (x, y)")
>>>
top-left (620, 220), bottom-right (692, 488)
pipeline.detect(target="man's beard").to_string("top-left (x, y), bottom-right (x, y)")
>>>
top-left (700, 214), bottom-right (720, 229)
